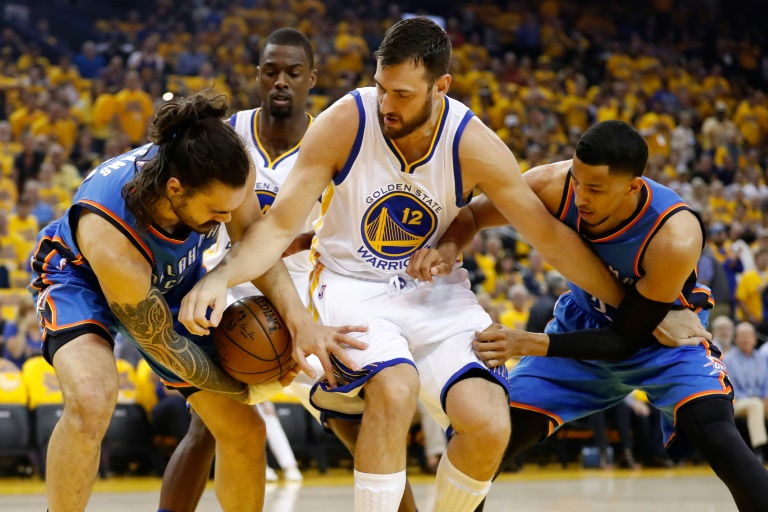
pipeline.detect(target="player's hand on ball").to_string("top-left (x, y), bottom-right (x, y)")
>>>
top-left (473, 323), bottom-right (548, 367)
top-left (180, 271), bottom-right (229, 336)
top-left (406, 243), bottom-right (458, 282)
top-left (653, 309), bottom-right (712, 348)
top-left (292, 321), bottom-right (368, 388)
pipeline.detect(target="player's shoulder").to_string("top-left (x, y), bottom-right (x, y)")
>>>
top-left (309, 91), bottom-right (363, 139)
top-left (522, 160), bottom-right (572, 213)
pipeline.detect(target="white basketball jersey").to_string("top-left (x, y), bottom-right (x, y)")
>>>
top-left (203, 108), bottom-right (319, 296)
top-left (312, 87), bottom-right (475, 280)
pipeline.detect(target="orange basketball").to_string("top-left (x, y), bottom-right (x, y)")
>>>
top-left (213, 296), bottom-right (295, 385)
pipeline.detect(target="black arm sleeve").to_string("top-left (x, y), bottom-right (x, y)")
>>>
top-left (546, 286), bottom-right (674, 362)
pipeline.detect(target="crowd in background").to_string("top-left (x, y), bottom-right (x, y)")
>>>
top-left (0, 0), bottom-right (767, 471)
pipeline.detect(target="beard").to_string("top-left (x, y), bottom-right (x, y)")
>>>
top-left (377, 95), bottom-right (433, 140)
top-left (172, 197), bottom-right (219, 234)
top-left (267, 98), bottom-right (293, 119)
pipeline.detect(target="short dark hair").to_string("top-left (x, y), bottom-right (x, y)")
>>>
top-left (575, 121), bottom-right (648, 177)
top-left (259, 28), bottom-right (314, 68)
top-left (123, 92), bottom-right (250, 229)
top-left (374, 17), bottom-right (451, 85)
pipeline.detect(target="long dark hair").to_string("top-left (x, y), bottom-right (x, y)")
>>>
top-left (123, 92), bottom-right (250, 229)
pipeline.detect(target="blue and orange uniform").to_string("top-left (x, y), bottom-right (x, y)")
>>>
top-left (29, 145), bottom-right (221, 390)
top-left (507, 175), bottom-right (732, 450)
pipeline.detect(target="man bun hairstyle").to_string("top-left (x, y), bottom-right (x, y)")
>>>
top-left (123, 92), bottom-right (250, 228)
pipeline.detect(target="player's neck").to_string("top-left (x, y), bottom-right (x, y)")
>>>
top-left (581, 193), bottom-right (642, 237)
top-left (257, 109), bottom-right (309, 160)
top-left (390, 99), bottom-right (444, 163)
top-left (151, 199), bottom-right (183, 233)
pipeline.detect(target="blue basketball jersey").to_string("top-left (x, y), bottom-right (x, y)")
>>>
top-left (30, 144), bottom-right (220, 296)
top-left (555, 173), bottom-right (714, 324)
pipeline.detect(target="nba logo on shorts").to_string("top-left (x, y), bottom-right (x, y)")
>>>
top-left (318, 284), bottom-right (327, 300)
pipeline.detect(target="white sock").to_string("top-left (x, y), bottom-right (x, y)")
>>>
top-left (354, 470), bottom-right (407, 512)
top-left (263, 410), bottom-right (299, 470)
top-left (433, 454), bottom-right (492, 512)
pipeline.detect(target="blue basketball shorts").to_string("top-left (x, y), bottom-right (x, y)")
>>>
top-left (507, 292), bottom-right (733, 448)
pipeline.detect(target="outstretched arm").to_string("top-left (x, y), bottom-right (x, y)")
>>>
top-left (180, 95), bottom-right (360, 334)
top-left (474, 211), bottom-right (710, 364)
top-left (461, 120), bottom-right (624, 307)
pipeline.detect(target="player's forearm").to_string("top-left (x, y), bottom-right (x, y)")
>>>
top-left (532, 222), bottom-right (624, 308)
top-left (109, 287), bottom-right (248, 403)
top-left (437, 206), bottom-right (478, 255)
top-left (218, 216), bottom-right (296, 288)
top-left (252, 259), bottom-right (314, 333)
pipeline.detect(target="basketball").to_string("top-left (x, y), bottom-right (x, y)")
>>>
top-left (213, 296), bottom-right (295, 385)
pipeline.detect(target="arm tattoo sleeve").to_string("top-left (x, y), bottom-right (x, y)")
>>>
top-left (109, 287), bottom-right (248, 403)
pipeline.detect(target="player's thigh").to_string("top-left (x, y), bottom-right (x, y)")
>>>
top-left (414, 326), bottom-right (509, 431)
top-left (187, 389), bottom-right (265, 448)
top-left (37, 281), bottom-right (119, 413)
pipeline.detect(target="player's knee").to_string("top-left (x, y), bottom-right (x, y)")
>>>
top-left (448, 382), bottom-right (510, 446)
top-left (365, 365), bottom-right (419, 420)
top-left (457, 406), bottom-right (511, 449)
top-left (65, 384), bottom-right (118, 438)
top-left (213, 407), bottom-right (266, 451)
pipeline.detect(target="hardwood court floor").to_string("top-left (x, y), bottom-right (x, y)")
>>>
top-left (0, 466), bottom-right (739, 511)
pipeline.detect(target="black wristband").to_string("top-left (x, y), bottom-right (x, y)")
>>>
top-left (547, 287), bottom-right (674, 362)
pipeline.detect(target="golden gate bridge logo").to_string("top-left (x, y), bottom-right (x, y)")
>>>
top-left (361, 192), bottom-right (437, 258)
top-left (256, 190), bottom-right (277, 213)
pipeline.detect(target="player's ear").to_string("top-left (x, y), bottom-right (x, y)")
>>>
top-left (309, 68), bottom-right (317, 89)
top-left (435, 73), bottom-right (451, 97)
top-left (166, 177), bottom-right (184, 198)
top-left (628, 176), bottom-right (644, 195)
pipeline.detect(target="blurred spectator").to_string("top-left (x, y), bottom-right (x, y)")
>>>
top-left (462, 235), bottom-right (487, 291)
top-left (127, 34), bottom-right (165, 75)
top-left (21, 183), bottom-right (54, 227)
top-left (670, 111), bottom-right (696, 166)
top-left (9, 91), bottom-right (44, 140)
top-left (701, 101), bottom-right (739, 152)
top-left (29, 102), bottom-right (78, 154)
top-left (499, 284), bottom-right (530, 330)
top-left (9, 192), bottom-right (39, 241)
top-left (69, 131), bottom-right (100, 175)
top-left (709, 222), bottom-right (744, 317)
top-left (48, 144), bottom-right (82, 193)
top-left (526, 271), bottom-right (568, 333)
top-left (722, 323), bottom-right (768, 459)
top-left (73, 41), bottom-right (106, 79)
top-left (710, 316), bottom-right (736, 354)
top-left (2, 296), bottom-right (40, 368)
top-left (115, 71), bottom-right (153, 146)
top-left (697, 239), bottom-right (731, 320)
top-left (735, 248), bottom-right (768, 327)
top-left (521, 249), bottom-right (547, 297)
top-left (175, 38), bottom-right (208, 76)
top-left (13, 132), bottom-right (45, 193)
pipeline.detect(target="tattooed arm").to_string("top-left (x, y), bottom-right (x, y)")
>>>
top-left (76, 210), bottom-right (249, 403)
